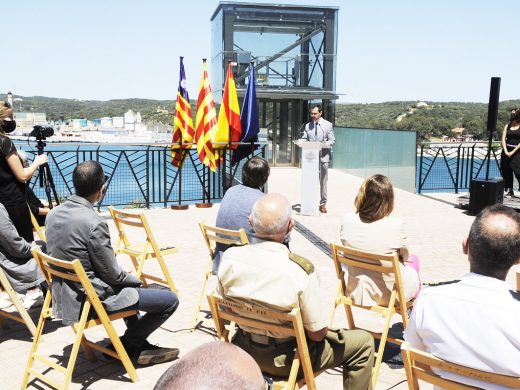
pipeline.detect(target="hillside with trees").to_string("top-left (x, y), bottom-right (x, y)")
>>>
top-left (2, 94), bottom-right (519, 142)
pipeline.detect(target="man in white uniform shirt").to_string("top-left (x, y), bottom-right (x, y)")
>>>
top-left (405, 204), bottom-right (520, 389)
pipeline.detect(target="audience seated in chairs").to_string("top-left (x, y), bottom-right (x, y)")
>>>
top-left (0, 202), bottom-right (45, 310)
top-left (154, 341), bottom-right (264, 390)
top-left (213, 156), bottom-right (269, 273)
top-left (340, 174), bottom-right (421, 306)
top-left (405, 204), bottom-right (520, 388)
top-left (216, 193), bottom-right (374, 390)
top-left (45, 160), bottom-right (180, 365)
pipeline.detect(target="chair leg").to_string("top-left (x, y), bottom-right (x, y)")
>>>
top-left (156, 254), bottom-right (178, 293)
top-left (0, 269), bottom-right (37, 335)
top-left (192, 263), bottom-right (212, 330)
top-left (62, 303), bottom-right (93, 389)
top-left (99, 313), bottom-right (138, 382)
top-left (135, 256), bottom-right (149, 288)
top-left (21, 291), bottom-right (52, 389)
top-left (371, 291), bottom-right (397, 388)
top-left (72, 323), bottom-right (97, 362)
top-left (9, 290), bottom-right (37, 337)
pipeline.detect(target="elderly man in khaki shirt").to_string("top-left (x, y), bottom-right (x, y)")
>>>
top-left (217, 193), bottom-right (374, 390)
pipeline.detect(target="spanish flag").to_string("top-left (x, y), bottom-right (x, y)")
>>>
top-left (195, 59), bottom-right (217, 172)
top-left (171, 57), bottom-right (194, 168)
top-left (214, 61), bottom-right (242, 163)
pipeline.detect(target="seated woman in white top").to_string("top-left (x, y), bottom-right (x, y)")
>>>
top-left (340, 174), bottom-right (420, 306)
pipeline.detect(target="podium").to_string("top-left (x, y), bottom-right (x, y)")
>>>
top-left (295, 141), bottom-right (325, 216)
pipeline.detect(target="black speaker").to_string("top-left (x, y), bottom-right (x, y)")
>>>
top-left (486, 77), bottom-right (501, 133)
top-left (469, 178), bottom-right (504, 215)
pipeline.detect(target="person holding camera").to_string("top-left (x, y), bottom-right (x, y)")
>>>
top-left (0, 101), bottom-right (48, 242)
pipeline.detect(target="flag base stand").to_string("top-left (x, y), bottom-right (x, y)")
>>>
top-left (195, 203), bottom-right (213, 208)
top-left (171, 204), bottom-right (189, 210)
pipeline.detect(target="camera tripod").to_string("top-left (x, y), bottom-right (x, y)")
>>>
top-left (35, 138), bottom-right (60, 209)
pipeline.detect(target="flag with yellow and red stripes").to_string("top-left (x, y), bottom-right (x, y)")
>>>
top-left (194, 60), bottom-right (217, 172)
top-left (214, 61), bottom-right (242, 164)
top-left (171, 57), bottom-right (194, 168)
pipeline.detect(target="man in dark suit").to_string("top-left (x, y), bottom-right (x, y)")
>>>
top-left (300, 104), bottom-right (335, 213)
top-left (46, 160), bottom-right (179, 365)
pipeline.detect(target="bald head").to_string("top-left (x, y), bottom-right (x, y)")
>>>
top-left (467, 204), bottom-right (520, 280)
top-left (250, 193), bottom-right (293, 241)
top-left (154, 341), bottom-right (264, 390)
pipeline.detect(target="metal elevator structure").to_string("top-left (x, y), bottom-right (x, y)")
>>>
top-left (211, 2), bottom-right (339, 166)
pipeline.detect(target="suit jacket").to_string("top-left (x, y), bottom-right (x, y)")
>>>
top-left (0, 204), bottom-right (44, 293)
top-left (46, 195), bottom-right (141, 325)
top-left (301, 117), bottom-right (335, 163)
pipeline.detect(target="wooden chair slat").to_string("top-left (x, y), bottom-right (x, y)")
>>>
top-left (401, 342), bottom-right (520, 389)
top-left (192, 223), bottom-right (249, 330)
top-left (330, 242), bottom-right (413, 388)
top-left (109, 206), bottom-right (178, 293)
top-left (21, 248), bottom-right (139, 390)
top-left (208, 293), bottom-right (318, 390)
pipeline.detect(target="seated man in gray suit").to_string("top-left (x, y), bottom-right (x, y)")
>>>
top-left (46, 160), bottom-right (179, 365)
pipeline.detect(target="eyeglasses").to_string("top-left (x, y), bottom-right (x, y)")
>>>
top-left (3, 101), bottom-right (11, 109)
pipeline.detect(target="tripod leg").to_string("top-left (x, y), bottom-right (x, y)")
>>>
top-left (44, 164), bottom-right (60, 206)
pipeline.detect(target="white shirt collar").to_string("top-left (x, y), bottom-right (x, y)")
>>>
top-left (460, 272), bottom-right (512, 291)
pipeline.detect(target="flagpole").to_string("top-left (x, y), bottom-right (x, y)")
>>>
top-left (172, 56), bottom-right (189, 210)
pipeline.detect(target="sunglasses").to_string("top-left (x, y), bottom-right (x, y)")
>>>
top-left (3, 101), bottom-right (11, 109)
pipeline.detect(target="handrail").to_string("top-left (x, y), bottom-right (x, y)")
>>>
top-left (15, 142), bottom-right (266, 209)
top-left (417, 142), bottom-right (502, 193)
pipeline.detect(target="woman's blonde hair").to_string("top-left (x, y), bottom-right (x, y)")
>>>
top-left (354, 174), bottom-right (394, 222)
top-left (0, 101), bottom-right (13, 134)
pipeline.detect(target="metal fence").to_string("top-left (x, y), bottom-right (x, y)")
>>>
top-left (16, 142), bottom-right (266, 209)
top-left (417, 142), bottom-right (502, 193)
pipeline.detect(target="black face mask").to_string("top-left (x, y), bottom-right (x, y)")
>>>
top-left (2, 120), bottom-right (16, 133)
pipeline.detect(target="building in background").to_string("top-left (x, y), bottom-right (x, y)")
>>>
top-left (211, 2), bottom-right (339, 166)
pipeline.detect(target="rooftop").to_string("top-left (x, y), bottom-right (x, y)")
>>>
top-left (1, 168), bottom-right (518, 389)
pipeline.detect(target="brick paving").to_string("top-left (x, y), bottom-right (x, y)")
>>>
top-left (1, 168), bottom-right (518, 389)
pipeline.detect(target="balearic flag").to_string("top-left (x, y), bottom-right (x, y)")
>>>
top-left (194, 60), bottom-right (217, 172)
top-left (232, 63), bottom-right (260, 165)
top-left (215, 61), bottom-right (242, 163)
top-left (171, 57), bottom-right (194, 167)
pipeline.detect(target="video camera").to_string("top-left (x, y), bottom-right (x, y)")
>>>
top-left (29, 125), bottom-right (54, 140)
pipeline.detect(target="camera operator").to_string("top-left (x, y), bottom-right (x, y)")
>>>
top-left (0, 101), bottom-right (48, 242)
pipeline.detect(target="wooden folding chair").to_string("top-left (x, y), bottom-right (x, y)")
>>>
top-left (22, 247), bottom-right (138, 390)
top-left (207, 293), bottom-right (318, 390)
top-left (192, 223), bottom-right (249, 329)
top-left (330, 243), bottom-right (414, 387)
top-left (109, 206), bottom-right (177, 293)
top-left (29, 206), bottom-right (46, 242)
top-left (0, 267), bottom-right (37, 336)
top-left (401, 341), bottom-right (520, 389)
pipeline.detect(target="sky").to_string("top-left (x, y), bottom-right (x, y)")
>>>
top-left (2, 0), bottom-right (519, 103)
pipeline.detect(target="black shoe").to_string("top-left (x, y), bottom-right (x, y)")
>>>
top-left (137, 341), bottom-right (180, 365)
top-left (103, 337), bottom-right (140, 360)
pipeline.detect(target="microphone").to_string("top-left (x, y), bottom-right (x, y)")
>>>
top-left (297, 122), bottom-right (307, 139)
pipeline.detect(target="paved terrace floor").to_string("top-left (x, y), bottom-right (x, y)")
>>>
top-left (1, 168), bottom-right (518, 389)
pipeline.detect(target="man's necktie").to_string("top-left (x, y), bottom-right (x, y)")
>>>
top-left (315, 122), bottom-right (318, 137)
